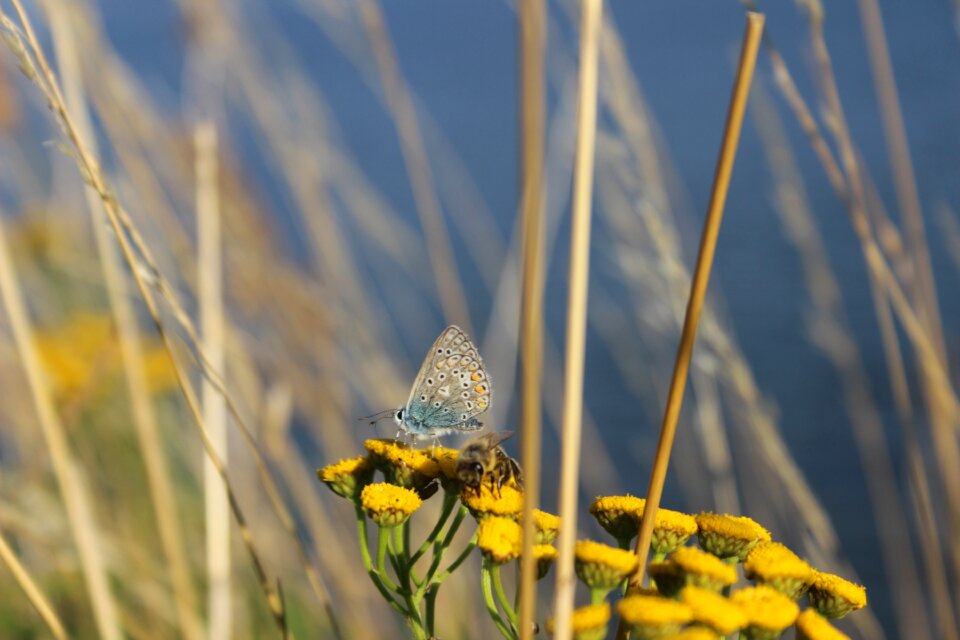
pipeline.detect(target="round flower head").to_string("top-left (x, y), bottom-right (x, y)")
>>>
top-left (744, 541), bottom-right (814, 599)
top-left (360, 483), bottom-right (422, 528)
top-left (477, 516), bottom-right (523, 564)
top-left (680, 586), bottom-right (748, 635)
top-left (574, 540), bottom-right (640, 591)
top-left (616, 594), bottom-right (692, 639)
top-left (730, 585), bottom-right (800, 640)
top-left (590, 495), bottom-right (645, 543)
top-left (695, 512), bottom-right (770, 562)
top-left (428, 446), bottom-right (461, 489)
top-left (546, 603), bottom-right (610, 640)
top-left (795, 608), bottom-right (851, 640)
top-left (660, 629), bottom-right (718, 640)
top-left (364, 439), bottom-right (440, 491)
top-left (535, 509), bottom-right (561, 544)
top-left (317, 456), bottom-right (374, 499)
top-left (533, 544), bottom-right (558, 580)
top-left (807, 571), bottom-right (867, 619)
top-left (669, 546), bottom-right (737, 593)
top-left (461, 482), bottom-right (523, 520)
top-left (649, 508), bottom-right (698, 556)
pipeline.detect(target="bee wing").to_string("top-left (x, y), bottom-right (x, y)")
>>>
top-left (465, 430), bottom-right (514, 451)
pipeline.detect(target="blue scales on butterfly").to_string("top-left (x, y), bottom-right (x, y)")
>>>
top-left (388, 325), bottom-right (492, 441)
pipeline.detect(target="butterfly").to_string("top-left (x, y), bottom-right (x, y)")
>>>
top-left (369, 325), bottom-right (492, 442)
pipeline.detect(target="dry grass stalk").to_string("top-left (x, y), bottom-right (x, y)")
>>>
top-left (197, 121), bottom-right (232, 640)
top-left (46, 8), bottom-right (203, 639)
top-left (625, 9), bottom-right (764, 588)
top-left (0, 212), bottom-right (123, 640)
top-left (0, 2), bottom-right (295, 633)
top-left (0, 526), bottom-right (68, 640)
top-left (517, 0), bottom-right (547, 637)
top-left (552, 0), bottom-right (603, 637)
top-left (358, 0), bottom-right (472, 330)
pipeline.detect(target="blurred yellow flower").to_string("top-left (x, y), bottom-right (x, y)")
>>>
top-left (317, 456), bottom-right (374, 499)
top-left (590, 496), bottom-right (697, 553)
top-left (461, 482), bottom-right (523, 519)
top-left (574, 540), bottom-right (639, 590)
top-left (429, 446), bottom-right (460, 480)
top-left (360, 483), bottom-right (421, 528)
top-left (795, 608), bottom-right (851, 640)
top-left (670, 546), bottom-right (737, 591)
top-left (546, 603), bottom-right (610, 640)
top-left (695, 512), bottom-right (770, 562)
top-left (477, 516), bottom-right (522, 564)
top-left (744, 541), bottom-right (814, 599)
top-left (34, 311), bottom-right (178, 401)
top-left (807, 571), bottom-right (867, 619)
top-left (680, 586), bottom-right (747, 635)
top-left (616, 594), bottom-right (692, 638)
top-left (533, 544), bottom-right (558, 580)
top-left (534, 509), bottom-right (560, 544)
top-left (660, 628), bottom-right (719, 640)
top-left (730, 585), bottom-right (800, 638)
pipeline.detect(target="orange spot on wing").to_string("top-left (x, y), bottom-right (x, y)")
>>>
top-left (471, 372), bottom-right (482, 381)
top-left (475, 384), bottom-right (487, 394)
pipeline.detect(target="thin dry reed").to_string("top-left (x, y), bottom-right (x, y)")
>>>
top-left (552, 0), bottom-right (603, 638)
top-left (517, 0), bottom-right (547, 638)
top-left (0, 519), bottom-right (68, 639)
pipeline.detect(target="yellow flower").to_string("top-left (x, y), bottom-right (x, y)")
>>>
top-left (546, 603), bottom-right (610, 640)
top-left (660, 629), bottom-right (719, 640)
top-left (574, 540), bottom-right (639, 591)
top-left (590, 496), bottom-right (697, 553)
top-left (617, 594), bottom-right (692, 638)
top-left (364, 439), bottom-right (440, 490)
top-left (535, 509), bottom-right (560, 544)
top-left (590, 495), bottom-right (645, 543)
top-left (744, 541), bottom-right (814, 599)
top-left (695, 513), bottom-right (770, 562)
top-left (360, 483), bottom-right (422, 528)
top-left (461, 482), bottom-right (523, 519)
top-left (429, 446), bottom-right (460, 480)
top-left (680, 586), bottom-right (747, 635)
top-left (730, 585), bottom-right (800, 639)
top-left (477, 516), bottom-right (522, 564)
top-left (795, 608), bottom-right (851, 640)
top-left (807, 571), bottom-right (867, 619)
top-left (533, 544), bottom-right (558, 580)
top-left (668, 546), bottom-right (737, 593)
top-left (317, 456), bottom-right (374, 499)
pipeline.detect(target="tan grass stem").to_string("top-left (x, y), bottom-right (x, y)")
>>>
top-left (622, 7), bottom-right (764, 598)
top-left (47, 9), bottom-right (203, 639)
top-left (517, 0), bottom-right (546, 638)
top-left (358, 0), bottom-right (472, 330)
top-left (551, 0), bottom-right (603, 637)
top-left (197, 121), bottom-right (232, 640)
top-left (0, 212), bottom-right (123, 640)
top-left (0, 527), bottom-right (68, 639)
top-left (0, 3), bottom-right (292, 633)
top-left (856, 0), bottom-right (945, 358)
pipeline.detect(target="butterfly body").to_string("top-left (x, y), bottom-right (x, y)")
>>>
top-left (388, 325), bottom-right (492, 441)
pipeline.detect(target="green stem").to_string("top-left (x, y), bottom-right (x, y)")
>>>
top-left (590, 587), bottom-right (609, 605)
top-left (354, 503), bottom-right (407, 616)
top-left (481, 557), bottom-right (517, 639)
top-left (377, 526), bottom-right (400, 592)
top-left (429, 534), bottom-right (478, 587)
top-left (491, 563), bottom-right (518, 635)
top-left (410, 491), bottom-right (457, 566)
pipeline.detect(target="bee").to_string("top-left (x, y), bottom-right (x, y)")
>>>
top-left (455, 431), bottom-right (523, 495)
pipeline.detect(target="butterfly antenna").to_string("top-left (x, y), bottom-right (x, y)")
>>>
top-left (358, 408), bottom-right (395, 426)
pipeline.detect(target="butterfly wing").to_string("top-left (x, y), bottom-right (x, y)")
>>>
top-left (404, 325), bottom-right (492, 436)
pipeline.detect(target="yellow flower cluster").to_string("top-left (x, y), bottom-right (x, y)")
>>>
top-left (589, 496), bottom-right (697, 554)
top-left (477, 516), bottom-right (522, 564)
top-left (461, 482), bottom-right (524, 519)
top-left (650, 546), bottom-right (737, 596)
top-left (695, 512), bottom-right (770, 562)
top-left (364, 439), bottom-right (439, 489)
top-left (617, 594), bottom-right (692, 637)
top-left (360, 483), bottom-right (422, 528)
top-left (808, 571), bottom-right (867, 619)
top-left (795, 608), bottom-right (850, 640)
top-left (730, 585), bottom-right (800, 635)
top-left (546, 603), bottom-right (610, 640)
top-left (744, 541), bottom-right (814, 599)
top-left (680, 586), bottom-right (747, 635)
top-left (317, 456), bottom-right (374, 499)
top-left (574, 540), bottom-right (640, 591)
